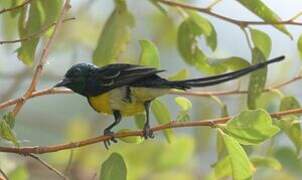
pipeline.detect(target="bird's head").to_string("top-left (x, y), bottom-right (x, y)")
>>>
top-left (54, 63), bottom-right (97, 96)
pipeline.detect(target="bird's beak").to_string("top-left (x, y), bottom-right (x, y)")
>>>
top-left (54, 78), bottom-right (71, 87)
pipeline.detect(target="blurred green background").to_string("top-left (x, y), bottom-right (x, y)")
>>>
top-left (0, 0), bottom-right (302, 179)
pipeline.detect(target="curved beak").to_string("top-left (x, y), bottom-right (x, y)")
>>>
top-left (54, 78), bottom-right (71, 87)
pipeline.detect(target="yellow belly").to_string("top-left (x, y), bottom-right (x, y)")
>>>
top-left (87, 87), bottom-right (168, 116)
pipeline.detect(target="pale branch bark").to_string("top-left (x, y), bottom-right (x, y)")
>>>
top-left (158, 0), bottom-right (302, 27)
top-left (0, 107), bottom-right (301, 155)
top-left (11, 0), bottom-right (71, 117)
top-left (0, 17), bottom-right (75, 45)
top-left (0, 0), bottom-right (32, 15)
top-left (28, 154), bottom-right (68, 180)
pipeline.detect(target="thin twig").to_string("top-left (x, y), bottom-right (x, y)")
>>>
top-left (0, 107), bottom-right (302, 155)
top-left (0, 17), bottom-right (75, 45)
top-left (158, 0), bottom-right (302, 26)
top-left (0, 0), bottom-right (32, 15)
top-left (28, 154), bottom-right (68, 180)
top-left (0, 167), bottom-right (9, 180)
top-left (242, 27), bottom-right (253, 51)
top-left (206, 0), bottom-right (223, 10)
top-left (11, 0), bottom-right (71, 117)
top-left (64, 150), bottom-right (74, 175)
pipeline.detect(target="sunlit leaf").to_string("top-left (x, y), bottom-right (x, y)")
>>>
top-left (237, 0), bottom-right (292, 39)
top-left (209, 56), bottom-right (250, 74)
top-left (277, 96), bottom-right (302, 153)
top-left (250, 156), bottom-right (282, 171)
top-left (93, 0), bottom-right (134, 66)
top-left (117, 129), bottom-right (144, 144)
top-left (100, 153), bottom-right (127, 180)
top-left (8, 166), bottom-right (29, 180)
top-left (222, 109), bottom-right (280, 145)
top-left (168, 69), bottom-right (189, 81)
top-left (247, 48), bottom-right (267, 109)
top-left (218, 130), bottom-right (254, 180)
top-left (151, 99), bottom-right (175, 142)
top-left (139, 40), bottom-right (160, 68)
top-left (250, 28), bottom-right (272, 58)
top-left (207, 156), bottom-right (232, 180)
top-left (175, 97), bottom-right (192, 121)
top-left (298, 34), bottom-right (302, 60)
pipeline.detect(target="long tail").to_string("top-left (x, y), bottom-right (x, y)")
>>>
top-left (168, 55), bottom-right (285, 89)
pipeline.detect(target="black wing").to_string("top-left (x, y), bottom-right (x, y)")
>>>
top-left (86, 63), bottom-right (165, 96)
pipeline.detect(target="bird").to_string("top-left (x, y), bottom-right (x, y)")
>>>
top-left (54, 55), bottom-right (285, 149)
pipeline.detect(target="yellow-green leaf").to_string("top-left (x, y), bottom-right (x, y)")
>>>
top-left (8, 166), bottom-right (29, 180)
top-left (0, 120), bottom-right (19, 146)
top-left (207, 156), bottom-right (232, 180)
top-left (139, 40), bottom-right (160, 68)
top-left (237, 0), bottom-right (292, 39)
top-left (298, 34), bottom-right (302, 60)
top-left (168, 69), bottom-right (189, 81)
top-left (117, 129), bottom-right (144, 144)
top-left (250, 156), bottom-right (282, 171)
top-left (247, 48), bottom-right (267, 109)
top-left (218, 130), bottom-right (254, 180)
top-left (250, 28), bottom-right (272, 58)
top-left (93, 0), bottom-right (134, 66)
top-left (175, 97), bottom-right (192, 112)
top-left (151, 99), bottom-right (175, 142)
top-left (100, 153), bottom-right (127, 180)
top-left (223, 109), bottom-right (280, 145)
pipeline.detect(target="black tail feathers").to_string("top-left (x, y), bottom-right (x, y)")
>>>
top-left (168, 55), bottom-right (285, 89)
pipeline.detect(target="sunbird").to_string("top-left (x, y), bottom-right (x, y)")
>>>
top-left (54, 55), bottom-right (284, 148)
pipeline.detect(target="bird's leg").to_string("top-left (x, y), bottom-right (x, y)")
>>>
top-left (143, 101), bottom-right (154, 139)
top-left (103, 110), bottom-right (121, 149)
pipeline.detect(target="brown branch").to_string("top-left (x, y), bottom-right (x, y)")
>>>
top-left (0, 107), bottom-right (301, 155)
top-left (28, 154), bottom-right (68, 180)
top-left (0, 0), bottom-right (32, 15)
top-left (158, 0), bottom-right (302, 26)
top-left (0, 168), bottom-right (8, 180)
top-left (11, 0), bottom-right (71, 117)
top-left (0, 17), bottom-right (75, 45)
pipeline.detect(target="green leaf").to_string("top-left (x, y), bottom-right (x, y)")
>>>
top-left (3, 112), bottom-right (15, 129)
top-left (8, 166), bottom-right (29, 180)
top-left (175, 97), bottom-right (192, 121)
top-left (237, 0), bottom-right (292, 39)
top-left (247, 48), bottom-right (267, 109)
top-left (10, 0), bottom-right (24, 18)
top-left (139, 40), bottom-right (160, 68)
top-left (168, 69), bottom-right (189, 81)
top-left (298, 34), bottom-right (302, 60)
top-left (17, 0), bottom-right (62, 66)
top-left (250, 156), bottom-right (282, 171)
top-left (209, 56), bottom-right (250, 74)
top-left (216, 128), bottom-right (228, 161)
top-left (222, 109), bottom-right (280, 145)
top-left (218, 129), bottom-right (254, 180)
top-left (207, 156), bottom-right (232, 180)
top-left (0, 120), bottom-right (19, 146)
top-left (100, 153), bottom-right (127, 180)
top-left (250, 28), bottom-right (272, 58)
top-left (117, 129), bottom-right (144, 144)
top-left (93, 0), bottom-right (134, 66)
top-left (151, 99), bottom-right (175, 142)
top-left (278, 96), bottom-right (302, 153)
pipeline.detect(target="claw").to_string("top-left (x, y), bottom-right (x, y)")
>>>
top-left (143, 125), bottom-right (154, 139)
top-left (103, 129), bottom-right (118, 149)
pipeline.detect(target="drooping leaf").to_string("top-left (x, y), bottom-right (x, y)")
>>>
top-left (207, 156), bottom-right (232, 180)
top-left (277, 96), bottom-right (302, 153)
top-left (100, 153), bottom-right (127, 180)
top-left (168, 69), bottom-right (189, 81)
top-left (237, 0), bottom-right (292, 39)
top-left (117, 129), bottom-right (144, 144)
top-left (250, 156), bottom-right (282, 171)
top-left (216, 130), bottom-right (228, 161)
top-left (151, 99), bottom-right (175, 142)
top-left (247, 48), bottom-right (267, 109)
top-left (175, 96), bottom-right (192, 121)
top-left (218, 129), bottom-right (254, 180)
top-left (139, 40), bottom-right (160, 68)
top-left (298, 34), bottom-right (302, 60)
top-left (222, 109), bottom-right (280, 145)
top-left (93, 0), bottom-right (134, 66)
top-left (250, 28), bottom-right (272, 58)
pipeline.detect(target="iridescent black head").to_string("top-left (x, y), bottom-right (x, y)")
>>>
top-left (54, 63), bottom-right (97, 96)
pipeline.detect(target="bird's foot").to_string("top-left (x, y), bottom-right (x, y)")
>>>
top-left (103, 129), bottom-right (118, 149)
top-left (143, 124), bottom-right (154, 139)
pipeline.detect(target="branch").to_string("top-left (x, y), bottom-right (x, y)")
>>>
top-left (0, 0), bottom-right (32, 15)
top-left (0, 107), bottom-right (301, 155)
top-left (0, 17), bottom-right (75, 45)
top-left (159, 0), bottom-right (302, 26)
top-left (28, 154), bottom-right (68, 180)
top-left (11, 0), bottom-right (71, 117)
top-left (0, 168), bottom-right (8, 180)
